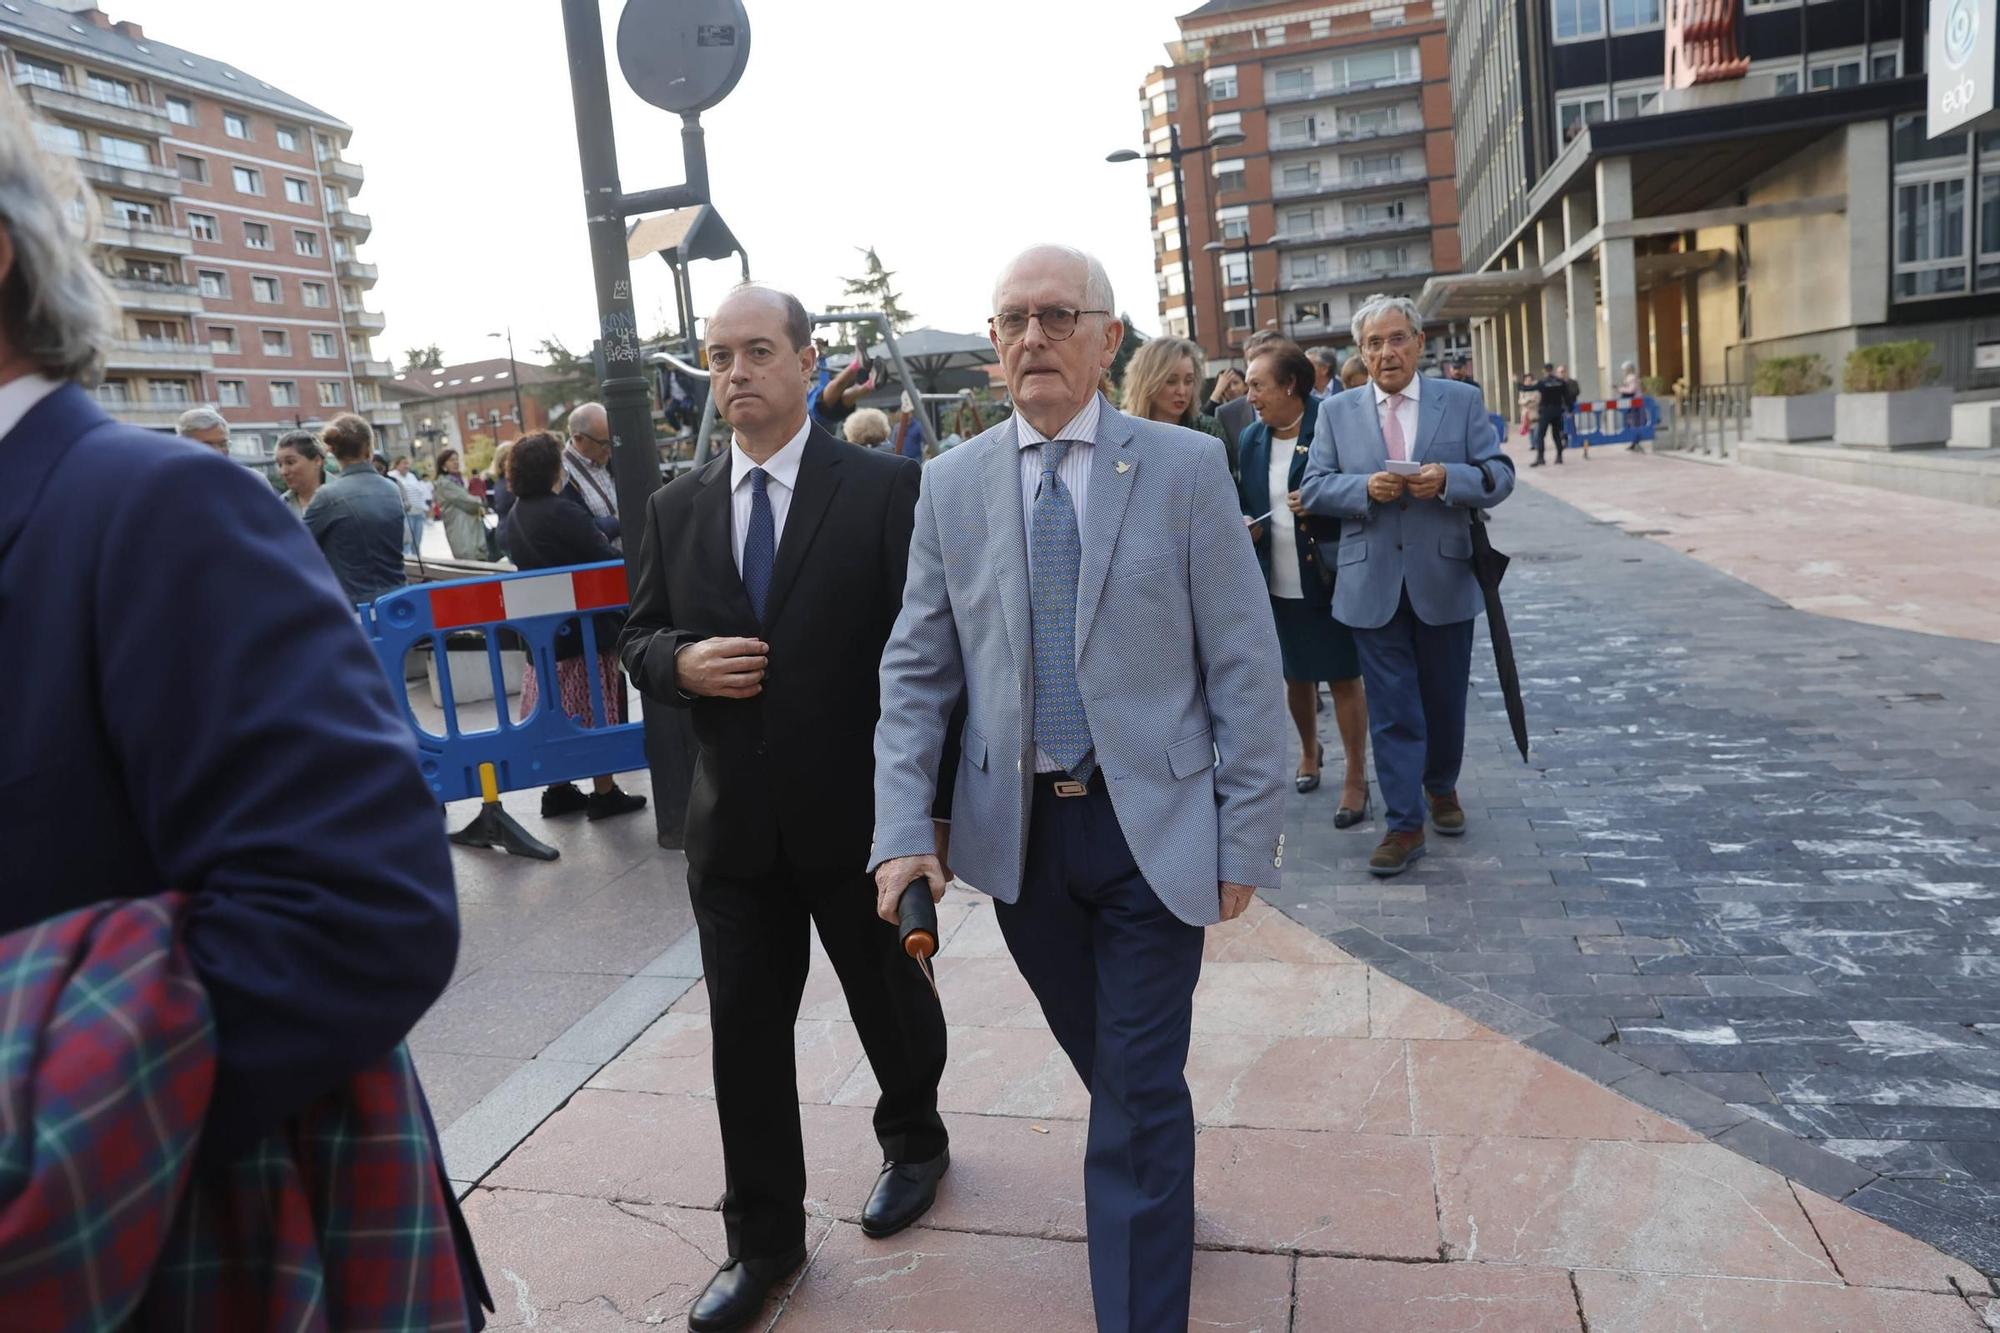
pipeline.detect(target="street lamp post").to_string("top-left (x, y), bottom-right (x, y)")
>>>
top-left (1204, 233), bottom-right (1280, 358)
top-left (1106, 125), bottom-right (1245, 345)
top-left (488, 327), bottom-right (526, 437)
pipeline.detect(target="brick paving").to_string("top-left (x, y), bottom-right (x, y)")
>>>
top-left (1280, 465), bottom-right (2000, 1276)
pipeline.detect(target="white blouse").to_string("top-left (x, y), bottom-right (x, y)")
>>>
top-left (1265, 430), bottom-right (1304, 601)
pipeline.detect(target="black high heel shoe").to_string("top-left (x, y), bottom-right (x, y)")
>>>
top-left (1296, 743), bottom-right (1324, 794)
top-left (1334, 781), bottom-right (1371, 829)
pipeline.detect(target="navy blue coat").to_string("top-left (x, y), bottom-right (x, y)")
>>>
top-left (0, 385), bottom-right (484, 1315)
top-left (1236, 394), bottom-right (1340, 610)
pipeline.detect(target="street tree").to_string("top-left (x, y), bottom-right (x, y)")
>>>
top-left (838, 248), bottom-right (914, 352)
top-left (402, 343), bottom-right (443, 372)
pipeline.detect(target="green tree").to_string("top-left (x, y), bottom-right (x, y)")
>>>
top-left (838, 247), bottom-right (914, 351)
top-left (530, 337), bottom-right (610, 425)
top-left (1111, 315), bottom-right (1146, 391)
top-left (402, 343), bottom-right (443, 372)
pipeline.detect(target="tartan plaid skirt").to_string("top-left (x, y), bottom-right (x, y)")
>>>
top-left (0, 895), bottom-right (475, 1332)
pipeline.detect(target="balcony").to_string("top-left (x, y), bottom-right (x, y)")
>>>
top-left (336, 258), bottom-right (378, 285)
top-left (1270, 118), bottom-right (1426, 153)
top-left (1272, 166), bottom-right (1428, 202)
top-left (103, 339), bottom-right (216, 374)
top-left (17, 75), bottom-right (171, 136)
top-left (1274, 214), bottom-right (1432, 249)
top-left (322, 156), bottom-right (365, 191)
top-left (61, 148), bottom-right (180, 196)
top-left (110, 276), bottom-right (204, 314)
top-left (95, 400), bottom-right (191, 430)
top-left (97, 216), bottom-right (193, 257)
top-left (328, 208), bottom-right (372, 239)
top-left (367, 405), bottom-right (403, 429)
top-left (343, 305), bottom-right (387, 334)
top-left (352, 357), bottom-right (394, 379)
top-left (1264, 68), bottom-right (1422, 107)
top-left (1279, 261), bottom-right (1434, 293)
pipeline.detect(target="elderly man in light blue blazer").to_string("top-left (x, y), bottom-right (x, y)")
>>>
top-left (871, 245), bottom-right (1287, 1333)
top-left (1301, 294), bottom-right (1515, 877)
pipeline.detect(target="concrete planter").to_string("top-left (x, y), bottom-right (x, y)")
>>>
top-left (1750, 392), bottom-right (1835, 443)
top-left (1835, 388), bottom-right (1954, 451)
top-left (426, 641), bottom-right (526, 707)
top-left (1949, 400), bottom-right (2000, 450)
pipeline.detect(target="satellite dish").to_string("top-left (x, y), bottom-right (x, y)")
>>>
top-left (616, 0), bottom-right (752, 115)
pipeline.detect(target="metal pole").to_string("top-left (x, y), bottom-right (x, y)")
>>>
top-left (560, 0), bottom-right (692, 847)
top-left (505, 326), bottom-right (525, 433)
top-left (1169, 124), bottom-right (1197, 344)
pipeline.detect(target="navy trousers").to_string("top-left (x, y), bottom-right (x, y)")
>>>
top-left (1352, 589), bottom-right (1476, 833)
top-left (993, 778), bottom-right (1205, 1333)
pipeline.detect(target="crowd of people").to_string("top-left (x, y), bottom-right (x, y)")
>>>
top-left (5, 64), bottom-right (1533, 1331)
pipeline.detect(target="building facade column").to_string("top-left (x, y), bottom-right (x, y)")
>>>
top-left (1538, 216), bottom-right (1570, 370)
top-left (1563, 189), bottom-right (1602, 397)
top-left (1597, 156), bottom-right (1642, 403)
top-left (1845, 120), bottom-right (1891, 328)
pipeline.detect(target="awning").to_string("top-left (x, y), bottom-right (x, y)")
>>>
top-left (1417, 270), bottom-right (1549, 321)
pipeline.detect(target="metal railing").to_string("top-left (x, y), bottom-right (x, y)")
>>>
top-left (1270, 119), bottom-right (1421, 152)
top-left (1273, 166), bottom-right (1426, 199)
top-left (1661, 383), bottom-right (1750, 459)
top-left (1275, 214), bottom-right (1431, 247)
top-left (1264, 69), bottom-right (1422, 107)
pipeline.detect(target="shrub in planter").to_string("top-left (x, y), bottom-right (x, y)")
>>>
top-left (1836, 340), bottom-right (1952, 449)
top-left (1750, 355), bottom-right (1836, 442)
top-left (1842, 341), bottom-right (1936, 393)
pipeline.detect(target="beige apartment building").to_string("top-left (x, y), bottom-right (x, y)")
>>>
top-left (1, 0), bottom-right (396, 460)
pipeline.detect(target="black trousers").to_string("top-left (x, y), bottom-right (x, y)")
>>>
top-left (689, 852), bottom-right (948, 1260)
top-left (1533, 410), bottom-right (1566, 461)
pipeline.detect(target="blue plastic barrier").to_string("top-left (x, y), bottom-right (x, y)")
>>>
top-left (364, 562), bottom-right (646, 857)
top-left (1563, 395), bottom-right (1660, 448)
top-left (1489, 413), bottom-right (1508, 446)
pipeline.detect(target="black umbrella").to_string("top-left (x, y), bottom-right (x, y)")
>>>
top-left (1469, 513), bottom-right (1529, 762)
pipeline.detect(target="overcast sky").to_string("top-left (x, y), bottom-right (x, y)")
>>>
top-left (122, 0), bottom-right (1185, 366)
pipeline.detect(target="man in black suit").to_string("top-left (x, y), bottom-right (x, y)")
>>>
top-left (1531, 362), bottom-right (1571, 467)
top-left (618, 285), bottom-right (949, 1333)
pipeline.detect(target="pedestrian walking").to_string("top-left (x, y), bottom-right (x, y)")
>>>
top-left (174, 404), bottom-right (230, 454)
top-left (303, 414), bottom-right (408, 605)
top-left (434, 448), bottom-right (489, 560)
top-left (872, 245), bottom-right (1287, 1333)
top-left (1239, 339), bottom-right (1372, 822)
top-left (0, 87), bottom-right (487, 1325)
top-left (618, 286), bottom-right (950, 1333)
top-left (274, 428), bottom-right (328, 518)
top-left (1300, 294), bottom-right (1517, 877)
top-left (1122, 334), bottom-right (1237, 475)
top-left (1558, 363), bottom-right (1585, 459)
top-left (1530, 362), bottom-right (1570, 466)
top-left (391, 455), bottom-right (429, 553)
top-left (502, 433), bottom-right (647, 822)
top-left (1307, 345), bottom-right (1341, 396)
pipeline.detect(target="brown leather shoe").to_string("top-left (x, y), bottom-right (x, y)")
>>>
top-left (1368, 830), bottom-right (1427, 877)
top-left (1427, 790), bottom-right (1466, 837)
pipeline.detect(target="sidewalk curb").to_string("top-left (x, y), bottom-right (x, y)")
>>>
top-left (440, 928), bottom-right (704, 1198)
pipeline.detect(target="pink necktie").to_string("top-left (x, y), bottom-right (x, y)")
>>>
top-left (1383, 393), bottom-right (1407, 461)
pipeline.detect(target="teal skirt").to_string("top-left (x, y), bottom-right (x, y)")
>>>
top-left (1270, 595), bottom-right (1360, 683)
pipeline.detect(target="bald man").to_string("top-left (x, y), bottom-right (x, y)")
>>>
top-left (561, 400), bottom-right (621, 548)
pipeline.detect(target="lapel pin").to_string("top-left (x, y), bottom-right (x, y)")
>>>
top-left (1115, 460), bottom-right (1131, 475)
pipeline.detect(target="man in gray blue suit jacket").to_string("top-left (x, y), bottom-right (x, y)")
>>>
top-left (1300, 295), bottom-right (1516, 877)
top-left (872, 245), bottom-right (1288, 1332)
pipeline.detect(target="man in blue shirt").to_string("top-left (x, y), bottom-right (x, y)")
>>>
top-left (303, 414), bottom-right (407, 604)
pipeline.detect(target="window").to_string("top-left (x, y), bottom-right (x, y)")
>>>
top-left (34, 122), bottom-right (85, 155)
top-left (315, 133), bottom-right (334, 161)
top-left (311, 332), bottom-right (337, 357)
top-left (1218, 205), bottom-right (1250, 241)
top-left (165, 96), bottom-right (192, 126)
top-left (276, 127), bottom-right (299, 152)
top-left (188, 212), bottom-right (219, 242)
top-left (1286, 207), bottom-right (1321, 237)
top-left (1215, 163), bottom-right (1245, 193)
top-left (466, 412), bottom-right (482, 430)
top-left (224, 112), bottom-right (249, 140)
top-left (1773, 70), bottom-right (1801, 97)
top-left (1609, 0), bottom-right (1662, 32)
top-left (318, 382), bottom-right (345, 407)
top-left (1207, 72), bottom-right (1238, 100)
top-left (295, 229), bottom-right (321, 256)
top-left (1552, 0), bottom-right (1605, 42)
top-left (148, 381), bottom-right (194, 406)
top-left (1222, 254), bottom-right (1248, 286)
top-left (301, 282), bottom-right (328, 308)
top-left (99, 134), bottom-right (150, 166)
top-left (175, 153), bottom-right (207, 183)
top-left (209, 326), bottom-right (237, 353)
top-left (98, 380), bottom-right (133, 405)
top-left (1981, 130), bottom-right (2000, 293)
top-left (323, 185), bottom-right (344, 211)
top-left (86, 73), bottom-right (136, 106)
top-left (1808, 56), bottom-right (1862, 91)
top-left (1282, 161), bottom-right (1322, 192)
top-left (1895, 178), bottom-right (1968, 297)
top-left (1558, 93), bottom-right (1608, 143)
top-left (197, 270), bottom-right (229, 298)
top-left (284, 177), bottom-right (311, 205)
top-left (1346, 151), bottom-right (1403, 179)
top-left (217, 380), bottom-right (248, 406)
top-left (243, 221), bottom-right (272, 250)
top-left (232, 166), bottom-right (262, 194)
top-left (1263, 25), bottom-right (1286, 45)
top-left (15, 55), bottom-right (65, 92)
top-left (1274, 67), bottom-right (1313, 99)
top-left (1293, 300), bottom-right (1332, 327)
top-left (1288, 253), bottom-right (1326, 282)
top-left (1226, 305), bottom-right (1252, 331)
top-left (135, 318), bottom-right (180, 345)
top-left (270, 381), bottom-right (298, 407)
top-left (1337, 45), bottom-right (1417, 89)
top-left (262, 329), bottom-right (290, 355)
top-left (252, 276), bottom-right (281, 303)
top-left (107, 198), bottom-right (156, 223)
top-left (1614, 87), bottom-right (1658, 119)
top-left (1310, 19), bottom-right (1331, 39)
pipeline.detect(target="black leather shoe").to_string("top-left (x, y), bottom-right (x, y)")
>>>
top-left (860, 1150), bottom-right (949, 1239)
top-left (540, 782), bottom-right (588, 817)
top-left (585, 785), bottom-right (647, 821)
top-left (686, 1246), bottom-right (805, 1332)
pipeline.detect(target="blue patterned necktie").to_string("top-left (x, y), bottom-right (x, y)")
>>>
top-left (742, 467), bottom-right (775, 622)
top-left (1030, 441), bottom-right (1094, 782)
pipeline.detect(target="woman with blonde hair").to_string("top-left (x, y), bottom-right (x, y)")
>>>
top-left (1122, 334), bottom-right (1238, 476)
top-left (842, 406), bottom-right (894, 449)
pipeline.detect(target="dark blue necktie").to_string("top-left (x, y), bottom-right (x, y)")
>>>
top-left (742, 467), bottom-right (774, 622)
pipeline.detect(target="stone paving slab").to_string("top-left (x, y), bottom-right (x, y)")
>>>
top-left (461, 895), bottom-right (1996, 1330)
top-left (1278, 475), bottom-right (2000, 1274)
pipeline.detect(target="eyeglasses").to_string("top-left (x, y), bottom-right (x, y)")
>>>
top-left (1362, 331), bottom-right (1417, 356)
top-left (575, 432), bottom-right (611, 447)
top-left (989, 307), bottom-right (1111, 344)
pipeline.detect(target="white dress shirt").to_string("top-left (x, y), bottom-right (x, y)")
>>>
top-left (1015, 395), bottom-right (1101, 774)
top-left (0, 373), bottom-right (62, 444)
top-left (1372, 372), bottom-right (1422, 459)
top-left (728, 414), bottom-right (811, 575)
top-left (1265, 425), bottom-right (1305, 600)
